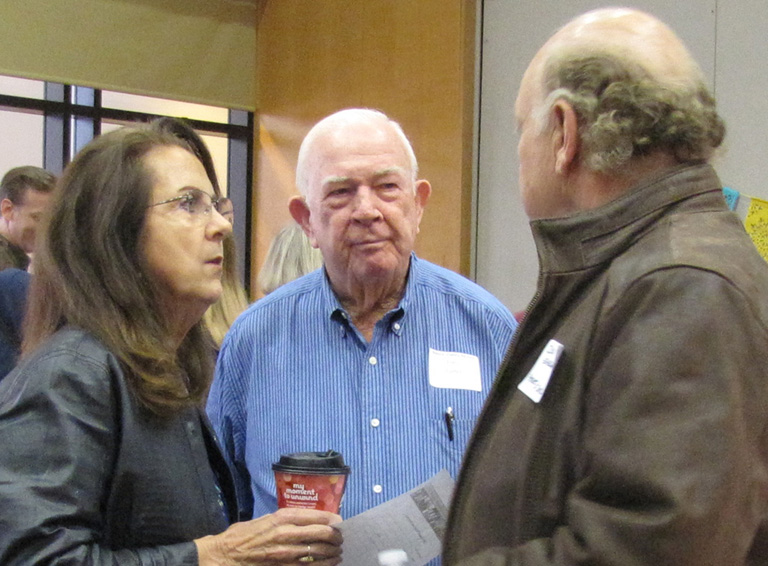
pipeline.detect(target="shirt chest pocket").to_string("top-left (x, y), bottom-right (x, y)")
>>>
top-left (422, 388), bottom-right (487, 452)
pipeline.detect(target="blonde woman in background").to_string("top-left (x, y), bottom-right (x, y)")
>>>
top-left (204, 234), bottom-right (250, 349)
top-left (257, 222), bottom-right (322, 295)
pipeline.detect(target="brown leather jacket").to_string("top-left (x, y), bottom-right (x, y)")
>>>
top-left (444, 164), bottom-right (768, 566)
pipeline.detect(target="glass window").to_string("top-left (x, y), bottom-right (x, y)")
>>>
top-left (101, 91), bottom-right (229, 124)
top-left (200, 132), bottom-right (229, 194)
top-left (100, 119), bottom-right (135, 134)
top-left (0, 76), bottom-right (45, 99)
top-left (0, 74), bottom-right (252, 289)
top-left (0, 109), bottom-right (44, 174)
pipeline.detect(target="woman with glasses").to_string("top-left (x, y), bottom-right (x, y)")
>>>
top-left (0, 119), bottom-right (342, 565)
top-left (150, 117), bottom-right (250, 355)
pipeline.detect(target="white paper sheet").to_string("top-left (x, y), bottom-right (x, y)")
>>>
top-left (337, 470), bottom-right (455, 566)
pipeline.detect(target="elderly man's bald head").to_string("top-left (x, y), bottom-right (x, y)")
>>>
top-left (539, 8), bottom-right (703, 90)
top-left (520, 8), bottom-right (724, 173)
top-left (295, 108), bottom-right (419, 198)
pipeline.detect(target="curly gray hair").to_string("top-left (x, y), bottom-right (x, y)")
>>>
top-left (535, 52), bottom-right (725, 173)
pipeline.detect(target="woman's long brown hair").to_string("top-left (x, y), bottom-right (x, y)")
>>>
top-left (23, 120), bottom-right (219, 416)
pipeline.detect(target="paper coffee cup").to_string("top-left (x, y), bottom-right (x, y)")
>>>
top-left (273, 450), bottom-right (351, 513)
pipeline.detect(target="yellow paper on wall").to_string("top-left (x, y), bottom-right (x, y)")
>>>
top-left (745, 197), bottom-right (768, 262)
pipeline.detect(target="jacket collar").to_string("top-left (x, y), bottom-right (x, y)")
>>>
top-left (529, 163), bottom-right (725, 274)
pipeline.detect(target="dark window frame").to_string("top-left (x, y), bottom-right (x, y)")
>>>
top-left (0, 82), bottom-right (253, 290)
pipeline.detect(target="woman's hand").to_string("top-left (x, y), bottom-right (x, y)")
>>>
top-left (195, 507), bottom-right (343, 565)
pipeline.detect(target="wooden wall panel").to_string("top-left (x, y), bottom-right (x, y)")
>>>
top-left (253, 0), bottom-right (477, 293)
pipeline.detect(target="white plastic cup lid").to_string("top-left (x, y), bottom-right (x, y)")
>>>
top-left (377, 549), bottom-right (409, 566)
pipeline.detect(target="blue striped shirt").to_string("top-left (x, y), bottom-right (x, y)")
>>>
top-left (207, 254), bottom-right (516, 524)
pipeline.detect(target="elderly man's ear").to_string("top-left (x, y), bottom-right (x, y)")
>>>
top-left (415, 180), bottom-right (431, 206)
top-left (1, 198), bottom-right (14, 222)
top-left (288, 196), bottom-right (315, 244)
top-left (412, 179), bottom-right (431, 233)
top-left (551, 100), bottom-right (580, 175)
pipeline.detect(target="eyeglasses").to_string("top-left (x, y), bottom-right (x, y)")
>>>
top-left (148, 188), bottom-right (233, 224)
top-left (217, 201), bottom-right (235, 225)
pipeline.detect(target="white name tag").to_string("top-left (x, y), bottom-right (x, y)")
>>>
top-left (428, 348), bottom-right (482, 391)
top-left (517, 339), bottom-right (564, 403)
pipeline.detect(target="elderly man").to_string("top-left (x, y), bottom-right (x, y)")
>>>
top-left (443, 8), bottom-right (768, 566)
top-left (207, 109), bottom-right (516, 529)
top-left (0, 166), bottom-right (56, 271)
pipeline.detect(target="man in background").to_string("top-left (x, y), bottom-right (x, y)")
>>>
top-left (208, 109), bottom-right (516, 539)
top-left (0, 166), bottom-right (56, 271)
top-left (0, 166), bottom-right (54, 378)
top-left (444, 8), bottom-right (768, 565)
top-left (0, 268), bottom-right (30, 380)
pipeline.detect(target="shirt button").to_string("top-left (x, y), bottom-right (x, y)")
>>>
top-left (369, 356), bottom-right (377, 365)
top-left (373, 484), bottom-right (383, 494)
top-left (393, 322), bottom-right (401, 331)
top-left (370, 418), bottom-right (380, 427)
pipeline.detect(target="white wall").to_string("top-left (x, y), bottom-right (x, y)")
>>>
top-left (715, 1), bottom-right (768, 196)
top-left (475, 0), bottom-right (766, 312)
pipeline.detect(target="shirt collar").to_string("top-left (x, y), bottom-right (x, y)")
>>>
top-left (325, 253), bottom-right (419, 336)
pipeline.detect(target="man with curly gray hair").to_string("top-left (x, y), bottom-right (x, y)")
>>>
top-left (444, 8), bottom-right (768, 566)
